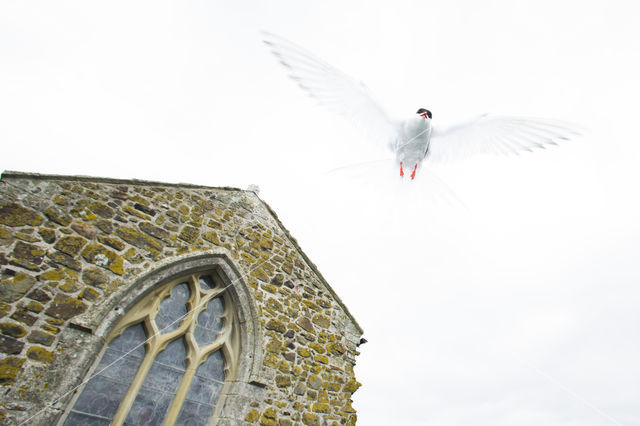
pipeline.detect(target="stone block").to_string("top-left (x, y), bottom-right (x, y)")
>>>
top-left (81, 243), bottom-right (124, 275)
top-left (275, 375), bottom-right (291, 388)
top-left (11, 241), bottom-right (46, 270)
top-left (54, 236), bottom-right (87, 256)
top-left (266, 319), bottom-right (286, 334)
top-left (44, 206), bottom-right (72, 226)
top-left (47, 251), bottom-right (82, 271)
top-left (342, 380), bottom-right (361, 393)
top-left (302, 412), bottom-right (321, 426)
top-left (45, 294), bottom-right (87, 320)
top-left (10, 307), bottom-right (37, 326)
top-left (307, 375), bottom-right (322, 390)
top-left (59, 279), bottom-right (82, 293)
top-left (179, 225), bottom-right (199, 244)
top-left (139, 222), bottom-right (171, 242)
top-left (245, 409), bottom-right (260, 422)
top-left (37, 227), bottom-right (56, 244)
top-left (0, 356), bottom-right (25, 385)
top-left (115, 226), bottom-right (163, 252)
top-left (312, 314), bottom-right (330, 329)
top-left (97, 235), bottom-right (125, 251)
top-left (309, 342), bottom-right (326, 354)
top-left (0, 203), bottom-right (43, 227)
top-left (79, 287), bottom-right (100, 301)
top-left (71, 222), bottom-right (98, 239)
top-left (0, 274), bottom-right (36, 303)
top-left (81, 266), bottom-right (110, 288)
top-left (27, 330), bottom-right (55, 346)
top-left (327, 342), bottom-right (345, 355)
top-left (0, 322), bottom-right (27, 338)
top-left (39, 269), bottom-right (66, 281)
top-left (27, 346), bottom-right (54, 363)
top-left (88, 202), bottom-right (114, 219)
top-left (26, 288), bottom-right (51, 303)
top-left (294, 382), bottom-right (306, 395)
top-left (297, 317), bottom-right (314, 333)
top-left (312, 402), bottom-right (330, 413)
top-left (0, 335), bottom-right (24, 354)
top-left (134, 203), bottom-right (156, 216)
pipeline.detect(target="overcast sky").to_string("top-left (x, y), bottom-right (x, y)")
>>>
top-left (2, 1), bottom-right (640, 425)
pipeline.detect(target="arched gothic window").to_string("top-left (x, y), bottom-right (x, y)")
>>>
top-left (63, 270), bottom-right (239, 425)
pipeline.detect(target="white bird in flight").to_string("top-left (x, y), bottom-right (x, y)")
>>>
top-left (262, 32), bottom-right (581, 180)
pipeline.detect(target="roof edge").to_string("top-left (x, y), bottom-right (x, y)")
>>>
top-left (1, 170), bottom-right (243, 192)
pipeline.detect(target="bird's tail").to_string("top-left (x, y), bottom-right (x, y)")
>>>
top-left (320, 158), bottom-right (467, 211)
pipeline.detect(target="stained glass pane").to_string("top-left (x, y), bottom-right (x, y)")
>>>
top-left (67, 375), bottom-right (129, 423)
top-left (108, 323), bottom-right (147, 357)
top-left (175, 351), bottom-right (225, 425)
top-left (194, 298), bottom-right (224, 346)
top-left (155, 282), bottom-right (190, 333)
top-left (122, 388), bottom-right (173, 426)
top-left (66, 323), bottom-right (146, 425)
top-left (195, 350), bottom-right (225, 383)
top-left (198, 275), bottom-right (215, 291)
top-left (175, 400), bottom-right (216, 426)
top-left (125, 337), bottom-right (187, 425)
top-left (64, 411), bottom-right (111, 425)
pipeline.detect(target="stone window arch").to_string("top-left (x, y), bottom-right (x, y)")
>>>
top-left (60, 254), bottom-right (262, 425)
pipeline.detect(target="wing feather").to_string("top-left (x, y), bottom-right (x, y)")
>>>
top-left (428, 115), bottom-right (582, 164)
top-left (262, 31), bottom-right (397, 149)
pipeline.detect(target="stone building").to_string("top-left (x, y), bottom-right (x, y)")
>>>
top-left (0, 171), bottom-right (363, 425)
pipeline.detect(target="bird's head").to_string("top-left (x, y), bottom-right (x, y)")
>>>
top-left (417, 108), bottom-right (432, 120)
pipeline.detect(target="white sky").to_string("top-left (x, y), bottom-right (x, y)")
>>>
top-left (2, 1), bottom-right (640, 425)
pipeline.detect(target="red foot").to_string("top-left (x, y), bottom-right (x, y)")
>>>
top-left (400, 161), bottom-right (404, 177)
top-left (410, 164), bottom-right (417, 180)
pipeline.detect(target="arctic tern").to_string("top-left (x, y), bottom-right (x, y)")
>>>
top-left (262, 32), bottom-right (581, 180)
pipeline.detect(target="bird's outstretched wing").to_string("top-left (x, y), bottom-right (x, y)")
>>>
top-left (428, 115), bottom-right (582, 164)
top-left (262, 31), bottom-right (397, 149)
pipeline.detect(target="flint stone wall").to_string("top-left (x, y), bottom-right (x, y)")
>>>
top-left (0, 171), bottom-right (363, 425)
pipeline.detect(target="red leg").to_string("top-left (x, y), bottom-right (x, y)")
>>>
top-left (410, 164), bottom-right (417, 180)
top-left (400, 161), bottom-right (404, 177)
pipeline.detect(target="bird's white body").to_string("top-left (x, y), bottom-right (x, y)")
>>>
top-left (262, 31), bottom-right (582, 180)
top-left (393, 115), bottom-right (432, 168)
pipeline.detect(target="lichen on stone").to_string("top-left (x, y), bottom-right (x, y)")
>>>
top-left (0, 203), bottom-right (43, 227)
top-left (81, 243), bottom-right (124, 275)
top-left (44, 206), bottom-right (72, 226)
top-left (115, 226), bottom-right (162, 253)
top-left (178, 225), bottom-right (199, 244)
top-left (54, 236), bottom-right (87, 257)
top-left (0, 357), bottom-right (25, 385)
top-left (245, 409), bottom-right (260, 422)
top-left (0, 274), bottom-right (37, 303)
top-left (27, 346), bottom-right (54, 363)
top-left (10, 241), bottom-right (46, 270)
top-left (0, 322), bottom-right (27, 338)
top-left (44, 294), bottom-right (87, 320)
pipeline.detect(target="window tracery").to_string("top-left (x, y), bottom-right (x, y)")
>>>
top-left (64, 270), bottom-right (238, 426)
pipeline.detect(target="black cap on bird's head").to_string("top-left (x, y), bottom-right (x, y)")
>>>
top-left (416, 108), bottom-right (432, 119)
